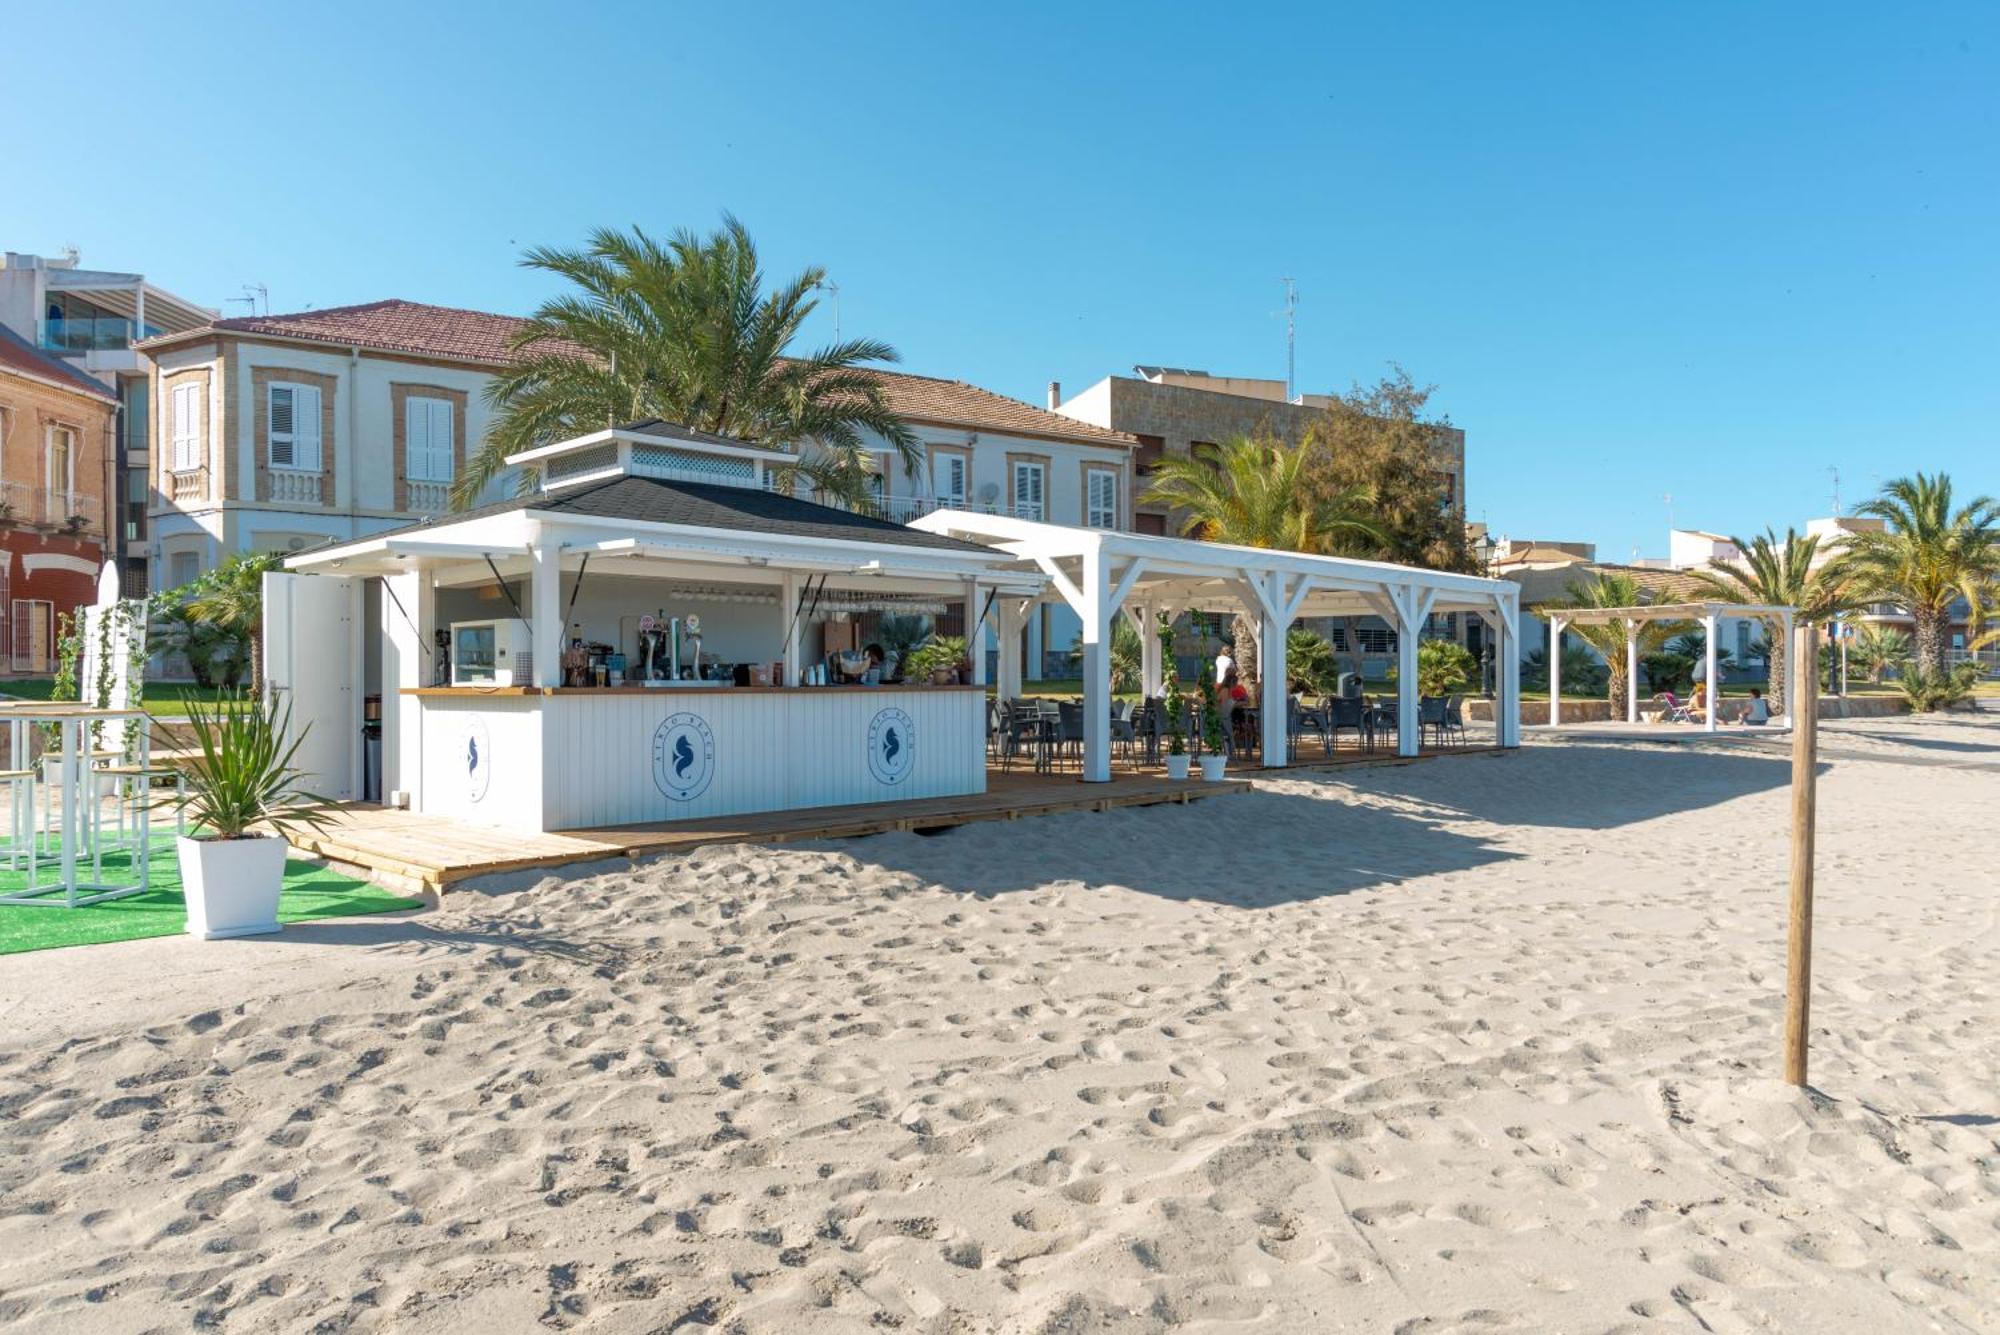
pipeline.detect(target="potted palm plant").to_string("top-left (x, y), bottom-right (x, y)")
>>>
top-left (161, 692), bottom-right (332, 939)
top-left (1198, 669), bottom-right (1229, 780)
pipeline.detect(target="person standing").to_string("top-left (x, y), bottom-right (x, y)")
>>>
top-left (1214, 637), bottom-right (1234, 687)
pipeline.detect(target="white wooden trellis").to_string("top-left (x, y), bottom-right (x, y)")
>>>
top-left (77, 563), bottom-right (150, 754)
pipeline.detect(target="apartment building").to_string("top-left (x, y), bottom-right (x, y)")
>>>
top-left (1054, 365), bottom-right (1467, 535)
top-left (134, 301), bottom-right (520, 589)
top-left (136, 299), bottom-right (1141, 673)
top-left (0, 326), bottom-right (118, 671)
top-left (0, 250), bottom-right (214, 593)
top-left (851, 370), bottom-right (1140, 673)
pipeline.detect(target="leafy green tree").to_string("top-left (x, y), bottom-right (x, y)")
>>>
top-left (1141, 433), bottom-right (1380, 681)
top-left (1300, 366), bottom-right (1475, 573)
top-left (1687, 528), bottom-right (1855, 712)
top-left (460, 217), bottom-right (920, 511)
top-left (1834, 473), bottom-right (2000, 677)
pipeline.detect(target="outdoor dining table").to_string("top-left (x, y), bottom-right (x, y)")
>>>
top-left (0, 702), bottom-right (152, 909)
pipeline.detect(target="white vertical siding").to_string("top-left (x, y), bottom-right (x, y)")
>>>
top-left (414, 688), bottom-right (987, 832)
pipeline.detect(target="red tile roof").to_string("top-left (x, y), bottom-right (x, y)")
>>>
top-left (143, 299), bottom-right (1136, 447)
top-left (0, 326), bottom-right (118, 402)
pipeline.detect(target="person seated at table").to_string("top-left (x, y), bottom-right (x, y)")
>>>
top-left (1223, 667), bottom-right (1251, 705)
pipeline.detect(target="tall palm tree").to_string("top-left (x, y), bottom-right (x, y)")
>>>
top-left (1141, 434), bottom-right (1381, 679)
top-left (1834, 473), bottom-right (2000, 677)
top-left (182, 552), bottom-right (286, 696)
top-left (456, 218), bottom-right (920, 511)
top-left (1543, 572), bottom-right (1682, 710)
top-left (1686, 528), bottom-right (1855, 712)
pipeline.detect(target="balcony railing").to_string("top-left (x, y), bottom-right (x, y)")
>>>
top-left (266, 469), bottom-right (325, 505)
top-left (873, 495), bottom-right (1052, 524)
top-left (0, 482), bottom-right (102, 534)
top-left (168, 468), bottom-right (208, 503)
top-left (405, 479), bottom-right (452, 513)
top-left (40, 316), bottom-right (163, 353)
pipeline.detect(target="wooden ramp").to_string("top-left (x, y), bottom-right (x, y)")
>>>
top-left (289, 770), bottom-right (1249, 892)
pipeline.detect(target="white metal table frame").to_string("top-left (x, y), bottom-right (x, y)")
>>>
top-left (0, 704), bottom-right (153, 909)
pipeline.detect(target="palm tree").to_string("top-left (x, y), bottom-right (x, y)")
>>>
top-left (1849, 622), bottom-right (1911, 685)
top-left (1834, 473), bottom-right (2000, 677)
top-left (1543, 572), bottom-right (1683, 710)
top-left (1686, 528), bottom-right (1855, 712)
top-left (457, 217), bottom-right (920, 511)
top-left (181, 552), bottom-right (286, 696)
top-left (1140, 434), bottom-right (1381, 679)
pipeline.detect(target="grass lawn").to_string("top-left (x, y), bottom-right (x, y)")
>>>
top-left (0, 680), bottom-right (231, 718)
top-left (0, 836), bottom-right (421, 956)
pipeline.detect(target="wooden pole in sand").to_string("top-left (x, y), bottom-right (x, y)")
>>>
top-left (1784, 620), bottom-right (1819, 1087)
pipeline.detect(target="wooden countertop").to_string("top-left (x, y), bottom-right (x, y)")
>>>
top-left (401, 684), bottom-right (988, 698)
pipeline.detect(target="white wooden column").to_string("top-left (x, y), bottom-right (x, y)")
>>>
top-left (1134, 603), bottom-right (1160, 698)
top-left (530, 540), bottom-right (562, 689)
top-left (779, 571), bottom-right (801, 686)
top-left (1393, 584), bottom-right (1434, 757)
top-left (381, 568), bottom-right (435, 804)
top-left (1079, 545), bottom-right (1111, 782)
top-left (1625, 618), bottom-right (1639, 723)
top-left (1703, 612), bottom-right (1719, 734)
top-left (1547, 614), bottom-right (1563, 728)
top-left (965, 578), bottom-right (988, 687)
top-left (997, 599), bottom-right (1025, 700)
top-left (1499, 593), bottom-right (1522, 748)
top-left (1257, 572), bottom-right (1313, 766)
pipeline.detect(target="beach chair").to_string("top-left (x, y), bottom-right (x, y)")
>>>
top-left (1653, 691), bottom-right (1693, 724)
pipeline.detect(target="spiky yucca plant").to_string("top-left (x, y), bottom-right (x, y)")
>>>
top-left (161, 692), bottom-right (334, 841)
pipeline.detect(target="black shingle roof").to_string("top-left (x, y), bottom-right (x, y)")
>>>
top-left (355, 475), bottom-right (992, 555)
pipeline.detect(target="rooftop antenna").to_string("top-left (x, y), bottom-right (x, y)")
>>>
top-left (814, 280), bottom-right (841, 343)
top-left (1828, 466), bottom-right (1842, 516)
top-left (1663, 492), bottom-right (1674, 532)
top-left (1276, 277), bottom-right (1298, 401)
top-left (226, 283), bottom-right (268, 317)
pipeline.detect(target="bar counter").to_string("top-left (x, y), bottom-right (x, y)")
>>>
top-left (405, 682), bottom-right (987, 832)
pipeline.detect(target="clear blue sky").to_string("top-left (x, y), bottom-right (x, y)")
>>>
top-left (7, 2), bottom-right (1994, 559)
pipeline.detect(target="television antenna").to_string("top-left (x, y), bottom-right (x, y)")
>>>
top-left (1663, 492), bottom-right (1674, 531)
top-left (225, 283), bottom-right (268, 317)
top-left (1828, 466), bottom-right (1842, 515)
top-left (1276, 277), bottom-right (1298, 401)
top-left (813, 280), bottom-right (841, 343)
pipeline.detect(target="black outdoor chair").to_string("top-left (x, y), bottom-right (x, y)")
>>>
top-left (1327, 695), bottom-right (1370, 752)
top-left (1418, 696), bottom-right (1449, 748)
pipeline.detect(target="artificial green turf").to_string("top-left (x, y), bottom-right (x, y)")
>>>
top-left (0, 837), bottom-right (422, 956)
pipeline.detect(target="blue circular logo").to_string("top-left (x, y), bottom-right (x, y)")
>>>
top-left (652, 712), bottom-right (716, 802)
top-left (462, 718), bottom-right (493, 803)
top-left (867, 707), bottom-right (916, 785)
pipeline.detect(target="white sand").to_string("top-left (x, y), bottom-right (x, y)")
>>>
top-left (0, 715), bottom-right (1995, 1332)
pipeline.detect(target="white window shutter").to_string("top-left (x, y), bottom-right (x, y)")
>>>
top-left (405, 397), bottom-right (428, 480)
top-left (172, 385), bottom-right (199, 470)
top-left (430, 399), bottom-right (454, 481)
top-left (295, 385), bottom-right (322, 470)
top-left (269, 385), bottom-right (295, 467)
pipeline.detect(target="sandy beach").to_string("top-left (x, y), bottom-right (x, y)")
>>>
top-left (0, 716), bottom-right (1994, 1332)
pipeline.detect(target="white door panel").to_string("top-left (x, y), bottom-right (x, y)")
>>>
top-left (264, 571), bottom-right (361, 800)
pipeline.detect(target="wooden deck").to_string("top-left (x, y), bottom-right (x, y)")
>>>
top-left (288, 769), bottom-right (1249, 892)
top-left (287, 745), bottom-right (1509, 893)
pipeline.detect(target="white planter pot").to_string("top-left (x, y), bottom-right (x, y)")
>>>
top-left (1165, 753), bottom-right (1192, 780)
top-left (177, 834), bottom-right (288, 940)
top-left (1199, 756), bottom-right (1229, 781)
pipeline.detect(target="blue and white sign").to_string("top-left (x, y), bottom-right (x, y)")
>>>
top-left (866, 707), bottom-right (916, 785)
top-left (652, 712), bottom-right (716, 802)
top-left (462, 718), bottom-right (493, 803)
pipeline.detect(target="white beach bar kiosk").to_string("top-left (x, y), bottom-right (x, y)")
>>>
top-left (270, 422), bottom-right (1041, 834)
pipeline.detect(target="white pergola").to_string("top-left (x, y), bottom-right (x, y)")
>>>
top-left (910, 511), bottom-right (1523, 779)
top-left (1546, 601), bottom-right (1796, 733)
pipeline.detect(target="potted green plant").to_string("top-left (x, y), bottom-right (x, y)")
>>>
top-left (901, 634), bottom-right (970, 685)
top-left (160, 692), bottom-right (333, 939)
top-left (1163, 685), bottom-right (1190, 779)
top-left (1197, 666), bottom-right (1228, 780)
